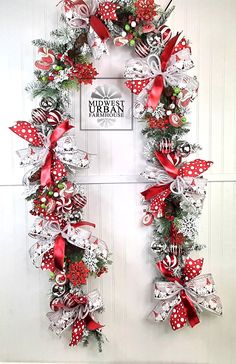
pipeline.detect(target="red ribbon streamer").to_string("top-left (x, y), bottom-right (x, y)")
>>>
top-left (146, 33), bottom-right (180, 109)
top-left (141, 152), bottom-right (179, 201)
top-left (180, 290), bottom-right (200, 328)
top-left (89, 15), bottom-right (110, 42)
top-left (53, 220), bottom-right (95, 271)
top-left (40, 120), bottom-right (74, 186)
top-left (53, 234), bottom-right (66, 271)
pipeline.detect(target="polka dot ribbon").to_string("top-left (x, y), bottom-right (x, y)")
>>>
top-left (10, 119), bottom-right (73, 186)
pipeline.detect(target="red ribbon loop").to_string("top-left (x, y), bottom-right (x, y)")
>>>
top-left (147, 33), bottom-right (180, 109)
top-left (89, 15), bottom-right (110, 42)
top-left (53, 234), bottom-right (66, 271)
top-left (40, 120), bottom-right (74, 186)
top-left (141, 184), bottom-right (170, 201)
top-left (155, 152), bottom-right (179, 178)
top-left (180, 290), bottom-right (200, 328)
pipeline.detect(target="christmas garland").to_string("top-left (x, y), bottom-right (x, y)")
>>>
top-left (9, 0), bottom-right (222, 351)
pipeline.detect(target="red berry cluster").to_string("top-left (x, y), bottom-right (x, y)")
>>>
top-left (148, 117), bottom-right (169, 130)
top-left (134, 0), bottom-right (157, 22)
top-left (69, 63), bottom-right (98, 85)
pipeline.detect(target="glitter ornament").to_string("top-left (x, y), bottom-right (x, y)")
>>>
top-left (40, 98), bottom-right (57, 111)
top-left (176, 142), bottom-right (191, 157)
top-left (146, 32), bottom-right (162, 53)
top-left (31, 108), bottom-right (48, 125)
top-left (52, 284), bottom-right (66, 297)
top-left (72, 194), bottom-right (87, 209)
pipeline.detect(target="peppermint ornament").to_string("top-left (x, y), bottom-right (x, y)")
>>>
top-left (142, 212), bottom-right (154, 226)
top-left (162, 254), bottom-right (178, 270)
top-left (31, 108), bottom-right (48, 125)
top-left (169, 114), bottom-right (182, 128)
top-left (56, 197), bottom-right (73, 214)
top-left (47, 110), bottom-right (62, 126)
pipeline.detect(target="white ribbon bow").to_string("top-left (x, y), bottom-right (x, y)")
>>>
top-left (152, 274), bottom-right (222, 323)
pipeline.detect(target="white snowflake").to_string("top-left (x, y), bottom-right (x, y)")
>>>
top-left (82, 250), bottom-right (98, 272)
top-left (150, 103), bottom-right (166, 119)
top-left (179, 215), bottom-right (198, 240)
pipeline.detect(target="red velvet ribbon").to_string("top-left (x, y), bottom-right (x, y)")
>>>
top-left (156, 261), bottom-right (200, 328)
top-left (89, 14), bottom-right (110, 42)
top-left (53, 220), bottom-right (95, 271)
top-left (141, 152), bottom-right (179, 201)
top-left (40, 120), bottom-right (74, 186)
top-left (146, 33), bottom-right (180, 109)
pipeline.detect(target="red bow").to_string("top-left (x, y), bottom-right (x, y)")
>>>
top-left (141, 152), bottom-right (212, 217)
top-left (157, 256), bottom-right (204, 329)
top-left (10, 119), bottom-right (73, 186)
top-left (146, 33), bottom-right (180, 109)
top-left (64, 0), bottom-right (112, 42)
top-left (42, 221), bottom-right (96, 272)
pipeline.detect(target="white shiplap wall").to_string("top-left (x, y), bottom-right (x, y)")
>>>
top-left (0, 0), bottom-right (236, 363)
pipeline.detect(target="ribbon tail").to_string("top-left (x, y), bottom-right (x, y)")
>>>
top-left (69, 318), bottom-right (85, 346)
top-left (72, 221), bottom-right (96, 229)
top-left (180, 290), bottom-right (200, 328)
top-left (141, 184), bottom-right (170, 201)
top-left (54, 234), bottom-right (65, 271)
top-left (85, 314), bottom-right (103, 331)
top-left (41, 151), bottom-right (53, 186)
top-left (146, 74), bottom-right (164, 110)
top-left (89, 15), bottom-right (110, 42)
